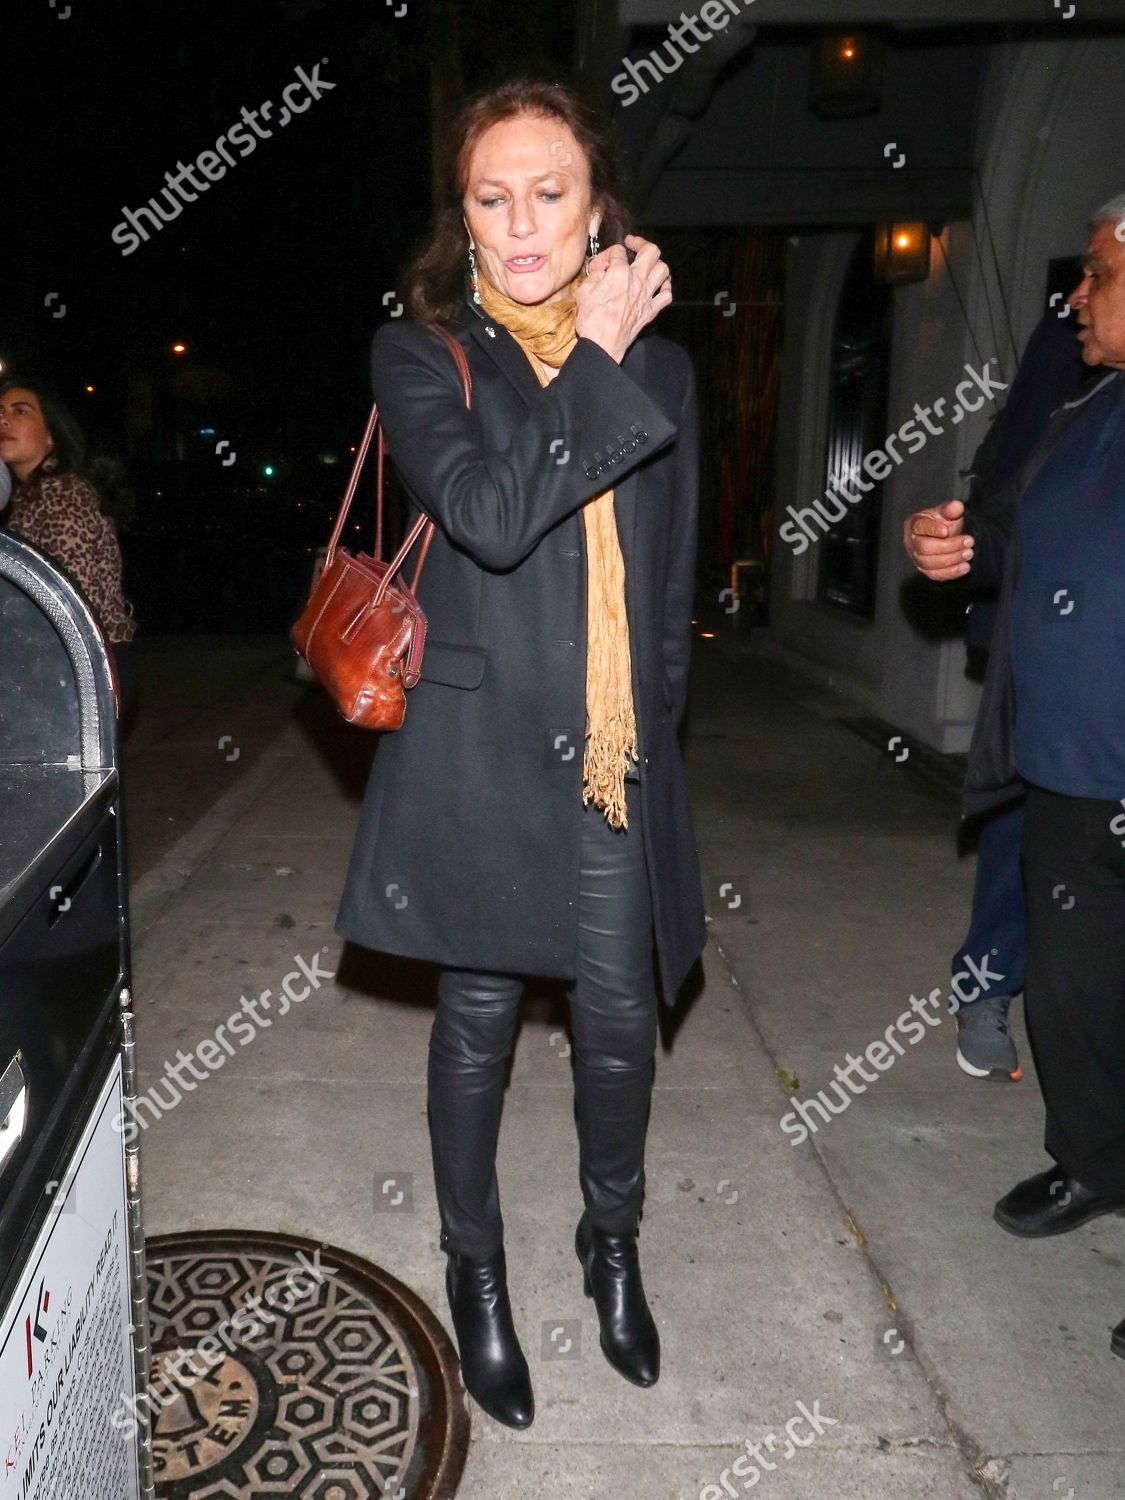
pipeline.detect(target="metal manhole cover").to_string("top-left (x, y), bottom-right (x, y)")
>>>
top-left (142, 1231), bottom-right (468, 1499)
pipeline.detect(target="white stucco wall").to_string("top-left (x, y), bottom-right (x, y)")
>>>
top-left (971, 37), bottom-right (1125, 351)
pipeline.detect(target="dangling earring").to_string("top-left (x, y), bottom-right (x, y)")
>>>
top-left (586, 232), bottom-right (600, 275)
top-left (467, 242), bottom-right (481, 303)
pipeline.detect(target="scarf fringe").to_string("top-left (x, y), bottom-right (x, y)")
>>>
top-left (582, 707), bottom-right (638, 830)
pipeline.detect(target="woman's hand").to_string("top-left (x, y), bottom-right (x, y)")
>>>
top-left (574, 234), bottom-right (672, 363)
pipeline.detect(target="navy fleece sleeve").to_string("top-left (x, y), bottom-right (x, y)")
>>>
top-left (964, 470), bottom-right (1019, 593)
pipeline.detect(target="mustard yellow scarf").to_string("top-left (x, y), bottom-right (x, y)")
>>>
top-left (476, 265), bottom-right (638, 829)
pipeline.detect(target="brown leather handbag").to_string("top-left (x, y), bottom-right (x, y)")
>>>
top-left (290, 325), bottom-right (472, 729)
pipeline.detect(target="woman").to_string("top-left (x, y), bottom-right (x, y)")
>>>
top-left (334, 77), bottom-right (707, 1428)
top-left (0, 380), bottom-right (139, 723)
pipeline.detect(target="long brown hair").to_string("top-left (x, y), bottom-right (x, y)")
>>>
top-left (404, 76), bottom-right (632, 326)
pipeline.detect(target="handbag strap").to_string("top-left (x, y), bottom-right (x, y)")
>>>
top-left (325, 324), bottom-right (473, 595)
top-left (376, 326), bottom-right (472, 598)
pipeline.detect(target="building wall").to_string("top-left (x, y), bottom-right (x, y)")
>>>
top-left (972, 37), bottom-right (1125, 351)
top-left (767, 34), bottom-right (1125, 753)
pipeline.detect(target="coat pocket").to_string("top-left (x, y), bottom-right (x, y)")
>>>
top-left (419, 640), bottom-right (488, 690)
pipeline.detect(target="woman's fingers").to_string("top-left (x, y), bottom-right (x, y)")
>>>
top-left (599, 242), bottom-right (630, 267)
top-left (622, 235), bottom-right (664, 281)
top-left (638, 246), bottom-right (669, 295)
top-left (587, 241), bottom-right (627, 280)
top-left (621, 239), bottom-right (671, 330)
top-left (645, 262), bottom-right (672, 306)
top-left (638, 280), bottom-right (673, 330)
top-left (578, 234), bottom-right (672, 351)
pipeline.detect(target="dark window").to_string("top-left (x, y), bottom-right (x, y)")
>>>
top-left (818, 233), bottom-right (892, 617)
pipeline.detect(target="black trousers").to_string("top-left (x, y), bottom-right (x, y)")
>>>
top-left (1022, 783), bottom-right (1125, 1199)
top-left (427, 775), bottom-right (658, 1257)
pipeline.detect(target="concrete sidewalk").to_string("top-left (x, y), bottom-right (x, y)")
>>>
top-left (125, 634), bottom-right (1123, 1499)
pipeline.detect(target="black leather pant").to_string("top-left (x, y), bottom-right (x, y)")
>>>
top-left (428, 775), bottom-right (658, 1257)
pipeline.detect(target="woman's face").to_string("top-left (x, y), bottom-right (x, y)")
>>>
top-left (462, 114), bottom-right (601, 307)
top-left (0, 388), bottom-right (53, 481)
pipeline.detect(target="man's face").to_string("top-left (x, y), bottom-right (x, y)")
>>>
top-left (1068, 220), bottom-right (1125, 369)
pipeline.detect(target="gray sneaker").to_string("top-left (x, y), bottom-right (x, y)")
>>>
top-left (955, 994), bottom-right (1022, 1081)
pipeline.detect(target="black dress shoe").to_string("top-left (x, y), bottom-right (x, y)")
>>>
top-left (575, 1211), bottom-right (660, 1387)
top-left (445, 1247), bottom-right (534, 1428)
top-left (993, 1165), bottom-right (1125, 1238)
top-left (1112, 1318), bottom-right (1125, 1361)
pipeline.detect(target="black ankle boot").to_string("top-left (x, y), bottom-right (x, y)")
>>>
top-left (575, 1211), bottom-right (660, 1387)
top-left (445, 1247), bottom-right (534, 1428)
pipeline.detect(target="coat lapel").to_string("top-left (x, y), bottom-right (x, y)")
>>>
top-left (458, 293), bottom-right (544, 409)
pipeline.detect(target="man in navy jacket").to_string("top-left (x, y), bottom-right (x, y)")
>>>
top-left (906, 193), bottom-right (1125, 1361)
top-left (912, 308), bottom-right (1088, 1083)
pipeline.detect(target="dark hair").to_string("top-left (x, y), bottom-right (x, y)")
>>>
top-left (0, 377), bottom-right (136, 530)
top-left (403, 76), bottom-right (632, 326)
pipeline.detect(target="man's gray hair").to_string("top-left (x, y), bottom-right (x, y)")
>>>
top-left (1090, 192), bottom-right (1125, 233)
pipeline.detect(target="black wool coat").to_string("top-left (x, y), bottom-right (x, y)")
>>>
top-left (334, 289), bottom-right (707, 1007)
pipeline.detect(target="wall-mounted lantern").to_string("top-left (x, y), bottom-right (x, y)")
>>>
top-left (873, 222), bottom-right (932, 285)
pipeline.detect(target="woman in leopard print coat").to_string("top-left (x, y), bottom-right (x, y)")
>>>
top-left (0, 380), bottom-right (138, 720)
